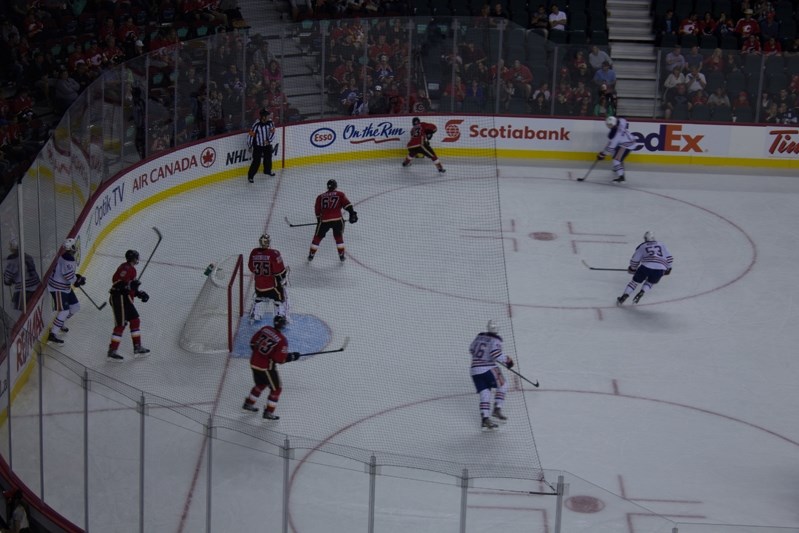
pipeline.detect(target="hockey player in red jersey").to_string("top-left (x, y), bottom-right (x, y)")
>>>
top-left (242, 315), bottom-right (300, 420)
top-left (107, 250), bottom-right (150, 362)
top-left (402, 117), bottom-right (445, 173)
top-left (307, 179), bottom-right (358, 262)
top-left (248, 234), bottom-right (289, 324)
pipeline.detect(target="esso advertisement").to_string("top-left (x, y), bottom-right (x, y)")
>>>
top-left (310, 127), bottom-right (336, 148)
top-left (630, 123), bottom-right (726, 155)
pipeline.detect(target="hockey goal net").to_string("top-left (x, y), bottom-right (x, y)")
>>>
top-left (179, 254), bottom-right (244, 353)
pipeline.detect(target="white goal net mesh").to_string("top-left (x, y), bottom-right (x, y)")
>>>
top-left (179, 254), bottom-right (243, 354)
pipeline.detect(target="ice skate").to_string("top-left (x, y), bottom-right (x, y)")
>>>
top-left (247, 176), bottom-right (254, 183)
top-left (481, 417), bottom-right (498, 430)
top-left (107, 349), bottom-right (124, 362)
top-left (612, 174), bottom-right (626, 183)
top-left (60, 326), bottom-right (69, 333)
top-left (339, 253), bottom-right (346, 262)
top-left (492, 407), bottom-right (507, 421)
top-left (633, 290), bottom-right (645, 304)
top-left (263, 410), bottom-right (280, 420)
top-left (437, 167), bottom-right (446, 173)
top-left (48, 332), bottom-right (64, 345)
top-left (133, 345), bottom-right (151, 357)
top-left (242, 402), bottom-right (258, 413)
top-left (616, 293), bottom-right (628, 306)
top-left (402, 160), bottom-right (410, 167)
top-left (307, 253), bottom-right (314, 262)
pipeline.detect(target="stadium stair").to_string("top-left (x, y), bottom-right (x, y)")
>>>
top-left (606, 0), bottom-right (662, 118)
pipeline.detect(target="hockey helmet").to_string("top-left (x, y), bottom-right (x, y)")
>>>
top-left (259, 234), bottom-right (271, 248)
top-left (9, 238), bottom-right (18, 253)
top-left (259, 108), bottom-right (270, 118)
top-left (412, 117), bottom-right (420, 125)
top-left (273, 314), bottom-right (287, 330)
top-left (327, 179), bottom-right (337, 191)
top-left (644, 231), bottom-right (655, 242)
top-left (63, 238), bottom-right (77, 253)
top-left (605, 115), bottom-right (618, 128)
top-left (487, 320), bottom-right (498, 334)
top-left (125, 249), bottom-right (140, 263)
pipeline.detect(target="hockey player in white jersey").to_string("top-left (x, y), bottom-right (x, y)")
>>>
top-left (617, 231), bottom-right (673, 305)
top-left (469, 320), bottom-right (514, 430)
top-left (46, 238), bottom-right (86, 344)
top-left (597, 115), bottom-right (637, 183)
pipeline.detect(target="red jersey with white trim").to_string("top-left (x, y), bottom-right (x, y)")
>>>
top-left (248, 247), bottom-right (286, 292)
top-left (407, 122), bottom-right (437, 149)
top-left (315, 190), bottom-right (353, 222)
top-left (111, 262), bottom-right (138, 296)
top-left (249, 325), bottom-right (289, 370)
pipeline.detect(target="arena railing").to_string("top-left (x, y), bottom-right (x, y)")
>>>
top-left (0, 17), bottom-right (794, 533)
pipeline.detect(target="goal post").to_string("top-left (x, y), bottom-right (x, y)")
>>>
top-left (179, 254), bottom-right (244, 354)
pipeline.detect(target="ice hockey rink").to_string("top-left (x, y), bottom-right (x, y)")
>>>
top-left (9, 157), bottom-right (799, 533)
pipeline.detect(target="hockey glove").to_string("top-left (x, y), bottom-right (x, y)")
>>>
top-left (74, 275), bottom-right (87, 287)
top-left (130, 279), bottom-right (141, 291)
top-left (596, 152), bottom-right (606, 160)
top-left (137, 291), bottom-right (150, 302)
top-left (627, 267), bottom-right (636, 274)
top-left (348, 211), bottom-right (358, 224)
top-left (287, 352), bottom-right (301, 362)
top-left (426, 132), bottom-right (433, 141)
top-left (504, 357), bottom-right (514, 369)
top-left (665, 268), bottom-right (672, 276)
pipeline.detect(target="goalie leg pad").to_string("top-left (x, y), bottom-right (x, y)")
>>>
top-left (249, 299), bottom-right (270, 323)
top-left (274, 291), bottom-right (290, 322)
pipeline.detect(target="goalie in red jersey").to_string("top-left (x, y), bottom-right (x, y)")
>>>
top-left (248, 233), bottom-right (289, 324)
top-left (402, 117), bottom-right (445, 173)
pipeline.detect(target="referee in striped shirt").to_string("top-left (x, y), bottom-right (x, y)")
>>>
top-left (247, 109), bottom-right (276, 183)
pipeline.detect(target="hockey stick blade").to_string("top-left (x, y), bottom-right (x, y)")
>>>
top-left (581, 259), bottom-right (627, 271)
top-left (499, 362), bottom-right (539, 388)
top-left (298, 337), bottom-right (350, 358)
top-left (77, 285), bottom-right (107, 310)
top-left (284, 216), bottom-right (317, 228)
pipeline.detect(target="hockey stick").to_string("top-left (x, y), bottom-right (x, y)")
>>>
top-left (576, 159), bottom-right (599, 181)
top-left (581, 259), bottom-right (627, 272)
top-left (499, 362), bottom-right (539, 388)
top-left (284, 216), bottom-right (317, 228)
top-left (137, 227), bottom-right (163, 280)
top-left (297, 337), bottom-right (349, 358)
top-left (77, 285), bottom-right (107, 310)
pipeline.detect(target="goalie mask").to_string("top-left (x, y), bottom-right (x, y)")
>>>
top-left (63, 238), bottom-right (77, 253)
top-left (259, 234), bottom-right (271, 248)
top-left (327, 179), bottom-right (337, 191)
top-left (125, 249), bottom-right (140, 264)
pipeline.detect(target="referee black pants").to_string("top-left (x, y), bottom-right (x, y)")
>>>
top-left (248, 145), bottom-right (273, 179)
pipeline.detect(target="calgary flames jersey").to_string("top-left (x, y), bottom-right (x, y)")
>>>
top-left (314, 190), bottom-right (353, 222)
top-left (248, 247), bottom-right (286, 292)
